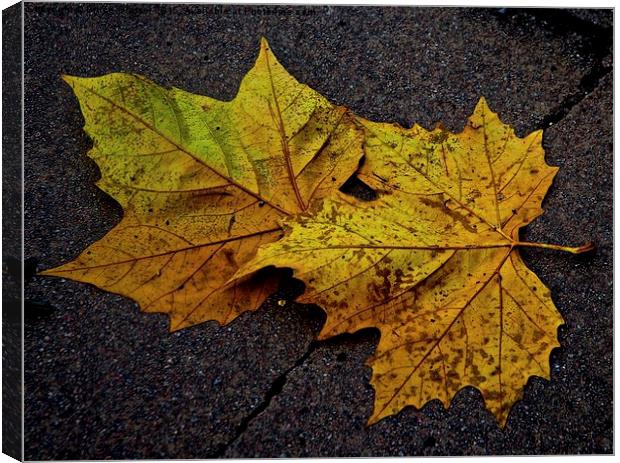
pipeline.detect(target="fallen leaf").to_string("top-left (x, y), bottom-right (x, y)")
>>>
top-left (236, 98), bottom-right (592, 425)
top-left (41, 38), bottom-right (363, 330)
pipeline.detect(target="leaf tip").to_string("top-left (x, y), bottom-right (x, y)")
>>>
top-left (366, 413), bottom-right (380, 426)
top-left (37, 265), bottom-right (66, 277)
top-left (256, 36), bottom-right (280, 67)
top-left (60, 74), bottom-right (76, 86)
top-left (259, 35), bottom-right (270, 49)
top-left (168, 320), bottom-right (186, 333)
top-left (475, 95), bottom-right (491, 113)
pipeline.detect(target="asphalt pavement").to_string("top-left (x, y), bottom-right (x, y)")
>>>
top-left (23, 4), bottom-right (612, 458)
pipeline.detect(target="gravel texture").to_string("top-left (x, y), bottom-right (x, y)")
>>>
top-left (3, 2), bottom-right (24, 459)
top-left (23, 4), bottom-right (612, 458)
top-left (566, 8), bottom-right (613, 28)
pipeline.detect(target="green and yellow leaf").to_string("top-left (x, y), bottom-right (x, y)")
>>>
top-left (41, 38), bottom-right (363, 330)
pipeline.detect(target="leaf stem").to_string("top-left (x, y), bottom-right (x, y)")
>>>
top-left (512, 240), bottom-right (595, 254)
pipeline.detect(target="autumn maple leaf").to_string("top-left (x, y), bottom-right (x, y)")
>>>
top-left (236, 98), bottom-right (592, 426)
top-left (41, 38), bottom-right (363, 330)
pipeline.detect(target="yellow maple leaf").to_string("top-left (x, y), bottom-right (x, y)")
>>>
top-left (236, 98), bottom-right (592, 425)
top-left (41, 38), bottom-right (363, 330)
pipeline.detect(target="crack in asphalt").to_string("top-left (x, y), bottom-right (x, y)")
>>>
top-left (500, 8), bottom-right (613, 130)
top-left (539, 65), bottom-right (612, 131)
top-left (210, 340), bottom-right (321, 458)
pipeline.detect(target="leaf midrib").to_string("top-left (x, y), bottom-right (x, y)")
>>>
top-left (264, 48), bottom-right (307, 212)
top-left (43, 226), bottom-right (282, 273)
